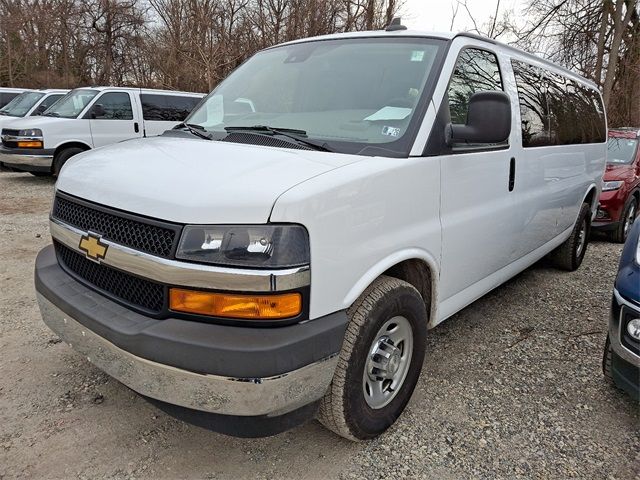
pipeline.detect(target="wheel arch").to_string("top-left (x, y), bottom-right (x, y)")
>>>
top-left (343, 249), bottom-right (439, 328)
top-left (53, 141), bottom-right (91, 159)
top-left (582, 184), bottom-right (598, 219)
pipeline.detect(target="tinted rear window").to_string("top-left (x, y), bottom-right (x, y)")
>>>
top-left (512, 60), bottom-right (606, 147)
top-left (140, 94), bottom-right (201, 121)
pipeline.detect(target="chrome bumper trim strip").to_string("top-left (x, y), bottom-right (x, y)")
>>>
top-left (50, 218), bottom-right (310, 292)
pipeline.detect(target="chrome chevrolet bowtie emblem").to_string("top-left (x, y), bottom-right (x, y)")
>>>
top-left (78, 232), bottom-right (108, 263)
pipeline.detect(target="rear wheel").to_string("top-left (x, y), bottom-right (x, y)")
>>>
top-left (612, 198), bottom-right (637, 244)
top-left (550, 202), bottom-right (591, 271)
top-left (53, 147), bottom-right (85, 176)
top-left (317, 275), bottom-right (427, 441)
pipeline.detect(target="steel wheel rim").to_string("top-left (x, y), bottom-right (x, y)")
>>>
top-left (624, 204), bottom-right (636, 238)
top-left (362, 316), bottom-right (413, 409)
top-left (576, 219), bottom-right (587, 257)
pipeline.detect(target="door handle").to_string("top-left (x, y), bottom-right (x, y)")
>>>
top-left (134, 122), bottom-right (139, 133)
top-left (508, 157), bottom-right (516, 192)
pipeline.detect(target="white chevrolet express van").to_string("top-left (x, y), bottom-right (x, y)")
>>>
top-left (34, 27), bottom-right (607, 440)
top-left (0, 87), bottom-right (204, 175)
top-left (0, 89), bottom-right (69, 128)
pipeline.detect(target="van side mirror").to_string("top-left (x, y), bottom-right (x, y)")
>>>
top-left (33, 105), bottom-right (47, 116)
top-left (90, 104), bottom-right (106, 119)
top-left (445, 91), bottom-right (511, 146)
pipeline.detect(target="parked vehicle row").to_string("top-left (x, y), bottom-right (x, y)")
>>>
top-left (0, 89), bottom-right (69, 126)
top-left (0, 87), bottom-right (30, 108)
top-left (33, 24), bottom-right (611, 441)
top-left (0, 87), bottom-right (204, 176)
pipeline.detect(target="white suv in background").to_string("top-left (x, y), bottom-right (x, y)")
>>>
top-left (0, 89), bottom-right (69, 129)
top-left (0, 87), bottom-right (204, 175)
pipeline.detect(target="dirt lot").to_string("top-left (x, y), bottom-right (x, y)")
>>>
top-left (0, 171), bottom-right (637, 479)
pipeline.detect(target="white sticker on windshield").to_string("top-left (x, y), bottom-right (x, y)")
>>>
top-left (364, 107), bottom-right (412, 122)
top-left (411, 50), bottom-right (425, 62)
top-left (382, 126), bottom-right (401, 137)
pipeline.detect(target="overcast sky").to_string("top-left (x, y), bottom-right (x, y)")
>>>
top-left (400, 0), bottom-right (523, 33)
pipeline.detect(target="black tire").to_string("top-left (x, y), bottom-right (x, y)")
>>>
top-left (317, 275), bottom-right (428, 441)
top-left (612, 197), bottom-right (638, 244)
top-left (550, 202), bottom-right (591, 271)
top-left (602, 334), bottom-right (613, 383)
top-left (29, 171), bottom-right (51, 177)
top-left (53, 147), bottom-right (85, 176)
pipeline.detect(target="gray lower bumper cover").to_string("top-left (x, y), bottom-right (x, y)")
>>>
top-left (38, 293), bottom-right (338, 416)
top-left (35, 246), bottom-right (348, 417)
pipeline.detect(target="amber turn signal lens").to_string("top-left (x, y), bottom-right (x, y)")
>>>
top-left (17, 140), bottom-right (43, 148)
top-left (169, 289), bottom-right (302, 319)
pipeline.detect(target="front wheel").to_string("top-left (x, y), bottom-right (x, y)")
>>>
top-left (317, 275), bottom-right (427, 441)
top-left (550, 202), bottom-right (591, 271)
top-left (53, 147), bottom-right (85, 176)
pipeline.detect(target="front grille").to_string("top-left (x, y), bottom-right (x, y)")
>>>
top-left (52, 194), bottom-right (180, 258)
top-left (55, 242), bottom-right (165, 314)
top-left (1, 128), bottom-right (20, 148)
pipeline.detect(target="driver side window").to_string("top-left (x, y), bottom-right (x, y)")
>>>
top-left (92, 92), bottom-right (133, 120)
top-left (448, 48), bottom-right (503, 124)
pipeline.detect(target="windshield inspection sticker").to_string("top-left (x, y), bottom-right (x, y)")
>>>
top-left (410, 50), bottom-right (425, 62)
top-left (382, 126), bottom-right (401, 137)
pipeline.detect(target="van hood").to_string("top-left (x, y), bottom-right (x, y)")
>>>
top-left (0, 115), bottom-right (73, 130)
top-left (56, 136), bottom-right (364, 224)
top-left (0, 115), bottom-right (25, 130)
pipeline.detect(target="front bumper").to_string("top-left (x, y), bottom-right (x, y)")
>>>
top-left (0, 146), bottom-right (54, 172)
top-left (35, 245), bottom-right (348, 418)
top-left (608, 289), bottom-right (640, 400)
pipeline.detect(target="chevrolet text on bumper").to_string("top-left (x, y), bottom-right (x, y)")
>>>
top-left (36, 25), bottom-right (608, 440)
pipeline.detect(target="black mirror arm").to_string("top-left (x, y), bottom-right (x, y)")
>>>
top-left (445, 123), bottom-right (486, 146)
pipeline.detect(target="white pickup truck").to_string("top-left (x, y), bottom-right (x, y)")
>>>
top-left (34, 24), bottom-right (606, 440)
top-left (0, 86), bottom-right (204, 175)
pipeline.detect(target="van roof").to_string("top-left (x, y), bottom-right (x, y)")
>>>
top-left (278, 29), bottom-right (598, 89)
top-left (75, 86), bottom-right (205, 96)
top-left (0, 87), bottom-right (35, 93)
top-left (33, 89), bottom-right (70, 94)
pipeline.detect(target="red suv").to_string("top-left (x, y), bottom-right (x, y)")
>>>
top-left (593, 128), bottom-right (640, 242)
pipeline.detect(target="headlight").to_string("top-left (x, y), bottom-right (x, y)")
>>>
top-left (18, 128), bottom-right (43, 137)
top-left (628, 318), bottom-right (640, 341)
top-left (602, 180), bottom-right (623, 191)
top-left (176, 224), bottom-right (310, 268)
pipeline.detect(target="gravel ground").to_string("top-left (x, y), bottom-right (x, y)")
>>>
top-left (0, 171), bottom-right (638, 479)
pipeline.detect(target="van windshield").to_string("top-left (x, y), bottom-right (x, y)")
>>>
top-left (607, 137), bottom-right (638, 165)
top-left (186, 37), bottom-right (445, 155)
top-left (0, 92), bottom-right (44, 117)
top-left (44, 89), bottom-right (99, 119)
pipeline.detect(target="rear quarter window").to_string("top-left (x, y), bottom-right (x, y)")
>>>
top-left (512, 60), bottom-right (606, 147)
top-left (141, 94), bottom-right (201, 121)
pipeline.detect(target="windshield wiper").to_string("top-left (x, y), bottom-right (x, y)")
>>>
top-left (174, 122), bottom-right (213, 140)
top-left (224, 125), bottom-right (332, 152)
top-left (43, 112), bottom-right (60, 117)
